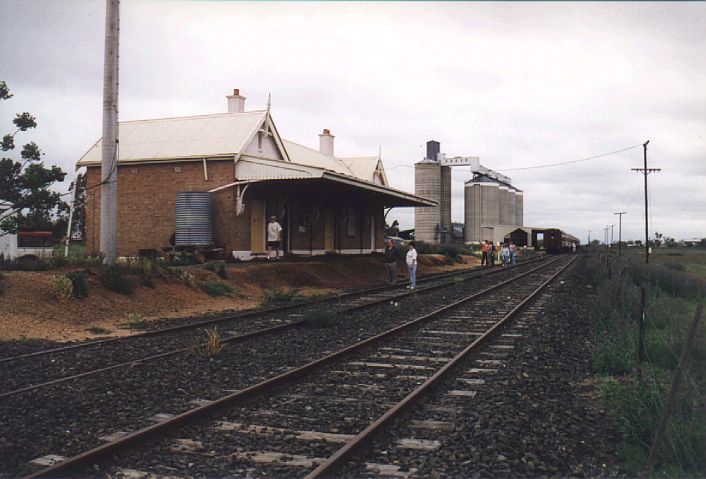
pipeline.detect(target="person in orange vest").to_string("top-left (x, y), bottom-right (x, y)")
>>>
top-left (481, 241), bottom-right (488, 267)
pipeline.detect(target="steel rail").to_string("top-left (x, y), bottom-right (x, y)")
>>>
top-left (305, 255), bottom-right (578, 478)
top-left (22, 256), bottom-right (562, 479)
top-left (1, 257), bottom-right (544, 399)
top-left (1, 258), bottom-right (541, 364)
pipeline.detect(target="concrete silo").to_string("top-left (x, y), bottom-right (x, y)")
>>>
top-left (498, 186), bottom-right (509, 225)
top-left (414, 141), bottom-right (452, 244)
top-left (515, 190), bottom-right (524, 226)
top-left (464, 175), bottom-right (500, 243)
top-left (508, 187), bottom-right (517, 226)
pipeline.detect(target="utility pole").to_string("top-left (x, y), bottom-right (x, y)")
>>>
top-left (610, 224), bottom-right (615, 246)
top-left (604, 226), bottom-right (609, 248)
top-left (100, 0), bottom-right (120, 263)
top-left (632, 140), bottom-right (660, 264)
top-left (588, 230), bottom-right (591, 245)
top-left (614, 212), bottom-right (626, 256)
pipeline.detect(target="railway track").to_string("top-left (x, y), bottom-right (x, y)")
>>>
top-left (18, 255), bottom-right (574, 478)
top-left (0, 257), bottom-right (545, 400)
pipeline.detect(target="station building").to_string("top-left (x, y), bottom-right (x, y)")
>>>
top-left (77, 90), bottom-right (435, 260)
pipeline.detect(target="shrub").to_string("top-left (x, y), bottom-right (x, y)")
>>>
top-left (99, 265), bottom-right (134, 295)
top-left (65, 271), bottom-right (89, 298)
top-left (217, 263), bottom-right (227, 279)
top-left (204, 263), bottom-right (216, 272)
top-left (199, 281), bottom-right (232, 297)
top-left (303, 308), bottom-right (340, 328)
top-left (261, 288), bottom-right (299, 307)
top-left (50, 275), bottom-right (73, 300)
top-left (125, 312), bottom-right (145, 330)
top-left (0, 271), bottom-right (4, 296)
top-left (190, 327), bottom-right (226, 357)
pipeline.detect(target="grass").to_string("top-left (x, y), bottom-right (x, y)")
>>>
top-left (199, 281), bottom-right (233, 297)
top-left (261, 287), bottom-right (300, 307)
top-left (190, 327), bottom-right (226, 357)
top-left (86, 326), bottom-right (111, 335)
top-left (586, 249), bottom-right (706, 476)
top-left (125, 312), bottom-right (146, 330)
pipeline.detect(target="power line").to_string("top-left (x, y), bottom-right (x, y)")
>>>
top-left (496, 144), bottom-right (642, 172)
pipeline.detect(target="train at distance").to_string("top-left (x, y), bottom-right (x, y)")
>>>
top-left (544, 228), bottom-right (580, 254)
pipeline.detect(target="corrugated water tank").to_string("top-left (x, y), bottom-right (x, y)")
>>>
top-left (175, 192), bottom-right (214, 246)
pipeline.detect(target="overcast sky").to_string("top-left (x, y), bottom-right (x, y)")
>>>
top-left (1, 1), bottom-right (704, 242)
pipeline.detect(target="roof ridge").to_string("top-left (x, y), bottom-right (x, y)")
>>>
top-left (118, 110), bottom-right (267, 124)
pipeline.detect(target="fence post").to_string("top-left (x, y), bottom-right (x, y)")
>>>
top-left (645, 304), bottom-right (703, 474)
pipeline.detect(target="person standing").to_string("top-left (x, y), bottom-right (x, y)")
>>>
top-left (501, 243), bottom-right (510, 267)
top-left (266, 215), bottom-right (283, 260)
top-left (509, 241), bottom-right (517, 266)
top-left (384, 239), bottom-right (399, 284)
top-left (481, 241), bottom-right (488, 267)
top-left (488, 241), bottom-right (494, 267)
top-left (406, 241), bottom-right (418, 289)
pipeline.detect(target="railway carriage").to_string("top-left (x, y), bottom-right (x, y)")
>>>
top-left (544, 228), bottom-right (579, 254)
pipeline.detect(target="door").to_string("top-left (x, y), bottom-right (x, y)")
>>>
top-left (250, 199), bottom-right (265, 253)
top-left (324, 209), bottom-right (334, 252)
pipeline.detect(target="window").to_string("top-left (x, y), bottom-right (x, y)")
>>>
top-left (347, 207), bottom-right (357, 237)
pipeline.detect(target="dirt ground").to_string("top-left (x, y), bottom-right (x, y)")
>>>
top-left (0, 254), bottom-right (478, 342)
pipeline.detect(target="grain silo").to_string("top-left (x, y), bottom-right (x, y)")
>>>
top-left (414, 141), bottom-right (452, 244)
top-left (464, 175), bottom-right (501, 243)
top-left (498, 186), bottom-right (509, 225)
top-left (515, 189), bottom-right (524, 226)
top-left (508, 187), bottom-right (517, 226)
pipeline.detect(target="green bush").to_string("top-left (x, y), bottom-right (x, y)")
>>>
top-left (217, 263), bottom-right (227, 279)
top-left (199, 281), bottom-right (232, 297)
top-left (99, 265), bottom-right (134, 295)
top-left (261, 287), bottom-right (299, 307)
top-left (65, 271), bottom-right (89, 298)
top-left (49, 275), bottom-right (73, 300)
top-left (204, 263), bottom-right (216, 272)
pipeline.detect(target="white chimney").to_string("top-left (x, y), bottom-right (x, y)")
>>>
top-left (319, 128), bottom-right (334, 156)
top-left (226, 88), bottom-right (246, 113)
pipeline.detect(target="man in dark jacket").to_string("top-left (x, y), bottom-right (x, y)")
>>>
top-left (384, 239), bottom-right (399, 284)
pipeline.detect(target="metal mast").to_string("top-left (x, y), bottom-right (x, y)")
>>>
top-left (100, 0), bottom-right (119, 263)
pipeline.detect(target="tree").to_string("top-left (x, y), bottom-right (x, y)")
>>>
top-left (0, 81), bottom-right (66, 236)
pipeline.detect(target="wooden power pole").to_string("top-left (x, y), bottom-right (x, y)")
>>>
top-left (100, 0), bottom-right (119, 263)
top-left (632, 141), bottom-right (660, 264)
top-left (614, 212), bottom-right (626, 256)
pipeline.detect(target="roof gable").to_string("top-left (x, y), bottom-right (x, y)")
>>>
top-left (77, 111), bottom-right (289, 166)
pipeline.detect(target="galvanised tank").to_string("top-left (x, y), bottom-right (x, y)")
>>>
top-left (175, 192), bottom-right (214, 246)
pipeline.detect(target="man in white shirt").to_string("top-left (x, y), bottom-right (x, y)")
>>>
top-left (266, 215), bottom-right (283, 260)
top-left (406, 241), bottom-right (418, 289)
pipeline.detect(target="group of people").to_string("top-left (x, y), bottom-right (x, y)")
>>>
top-left (481, 240), bottom-right (516, 267)
top-left (384, 239), bottom-right (418, 289)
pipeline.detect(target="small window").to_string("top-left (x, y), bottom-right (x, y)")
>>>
top-left (347, 207), bottom-right (357, 237)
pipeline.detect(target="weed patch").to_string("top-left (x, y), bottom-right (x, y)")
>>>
top-left (49, 275), bottom-right (73, 300)
top-left (261, 288), bottom-right (300, 307)
top-left (190, 327), bottom-right (226, 357)
top-left (99, 265), bottom-right (135, 295)
top-left (200, 281), bottom-right (233, 297)
top-left (65, 271), bottom-right (89, 298)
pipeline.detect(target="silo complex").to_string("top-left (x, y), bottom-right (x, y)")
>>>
top-left (463, 174), bottom-right (523, 243)
top-left (414, 141), bottom-right (452, 244)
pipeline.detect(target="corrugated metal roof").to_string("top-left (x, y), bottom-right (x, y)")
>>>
top-left (77, 111), bottom-right (268, 166)
top-left (339, 156), bottom-right (387, 185)
top-left (282, 140), bottom-right (354, 177)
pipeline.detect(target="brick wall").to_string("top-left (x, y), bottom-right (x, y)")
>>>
top-left (85, 160), bottom-right (236, 256)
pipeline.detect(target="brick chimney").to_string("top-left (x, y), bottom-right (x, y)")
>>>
top-left (318, 128), bottom-right (334, 156)
top-left (226, 89), bottom-right (246, 113)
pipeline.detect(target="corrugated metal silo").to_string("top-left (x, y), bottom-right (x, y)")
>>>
top-left (175, 192), bottom-right (214, 246)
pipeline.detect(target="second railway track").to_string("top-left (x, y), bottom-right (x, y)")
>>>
top-left (11, 255), bottom-right (575, 478)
